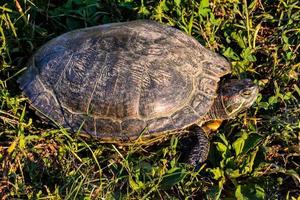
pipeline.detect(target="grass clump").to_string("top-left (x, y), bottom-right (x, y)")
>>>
top-left (0, 0), bottom-right (299, 199)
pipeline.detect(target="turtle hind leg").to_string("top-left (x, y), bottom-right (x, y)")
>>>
top-left (180, 125), bottom-right (210, 165)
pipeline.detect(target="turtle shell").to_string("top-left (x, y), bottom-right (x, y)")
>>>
top-left (18, 20), bottom-right (231, 140)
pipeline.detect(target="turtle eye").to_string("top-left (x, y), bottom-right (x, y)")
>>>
top-left (241, 89), bottom-right (252, 97)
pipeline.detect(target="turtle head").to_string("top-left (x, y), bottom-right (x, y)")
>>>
top-left (220, 79), bottom-right (258, 118)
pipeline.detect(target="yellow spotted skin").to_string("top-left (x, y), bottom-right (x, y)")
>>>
top-left (202, 119), bottom-right (223, 134)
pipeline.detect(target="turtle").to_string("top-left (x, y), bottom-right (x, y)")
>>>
top-left (18, 20), bottom-right (258, 164)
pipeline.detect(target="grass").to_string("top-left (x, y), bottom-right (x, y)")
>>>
top-left (0, 0), bottom-right (299, 199)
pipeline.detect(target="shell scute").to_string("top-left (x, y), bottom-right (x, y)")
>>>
top-left (96, 118), bottom-right (121, 137)
top-left (171, 107), bottom-right (199, 128)
top-left (190, 92), bottom-right (213, 116)
top-left (121, 119), bottom-right (146, 136)
top-left (146, 117), bottom-right (175, 133)
top-left (197, 76), bottom-right (219, 97)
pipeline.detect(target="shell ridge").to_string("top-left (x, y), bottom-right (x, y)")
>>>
top-left (86, 53), bottom-right (109, 114)
top-left (54, 53), bottom-right (73, 90)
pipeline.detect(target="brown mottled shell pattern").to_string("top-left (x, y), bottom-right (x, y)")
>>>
top-left (18, 20), bottom-right (231, 140)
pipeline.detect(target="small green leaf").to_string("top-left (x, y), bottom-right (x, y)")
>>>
top-left (19, 134), bottom-right (26, 149)
top-left (8, 139), bottom-right (18, 154)
top-left (129, 176), bottom-right (144, 191)
top-left (210, 12), bottom-right (221, 26)
top-left (242, 148), bottom-right (259, 174)
top-left (231, 32), bottom-right (246, 49)
top-left (268, 96), bottom-right (278, 105)
top-left (160, 168), bottom-right (186, 189)
top-left (174, 0), bottom-right (181, 7)
top-left (227, 168), bottom-right (241, 178)
top-left (243, 134), bottom-right (262, 153)
top-left (218, 133), bottom-right (229, 146)
top-left (258, 102), bottom-right (269, 110)
top-left (282, 33), bottom-right (289, 44)
top-left (198, 0), bottom-right (211, 17)
top-left (24, 135), bottom-right (40, 142)
top-left (208, 167), bottom-right (224, 180)
top-left (283, 92), bottom-right (292, 100)
top-left (241, 47), bottom-right (256, 62)
top-left (215, 142), bottom-right (227, 154)
top-left (235, 185), bottom-right (244, 199)
top-left (293, 84), bottom-right (300, 96)
top-left (235, 184), bottom-right (265, 200)
top-left (232, 132), bottom-right (248, 156)
top-left (285, 51), bottom-right (293, 60)
top-left (138, 6), bottom-right (150, 16)
top-left (223, 47), bottom-right (240, 61)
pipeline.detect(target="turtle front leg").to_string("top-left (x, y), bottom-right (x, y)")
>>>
top-left (183, 125), bottom-right (210, 165)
